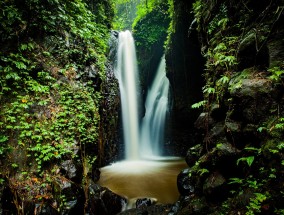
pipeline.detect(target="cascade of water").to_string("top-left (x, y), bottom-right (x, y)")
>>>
top-left (140, 56), bottom-right (169, 158)
top-left (115, 30), bottom-right (140, 160)
top-left (115, 31), bottom-right (170, 160)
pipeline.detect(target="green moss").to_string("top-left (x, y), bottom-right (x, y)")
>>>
top-left (0, 0), bottom-right (114, 176)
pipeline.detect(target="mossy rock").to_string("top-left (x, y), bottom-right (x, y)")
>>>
top-left (229, 69), bottom-right (273, 97)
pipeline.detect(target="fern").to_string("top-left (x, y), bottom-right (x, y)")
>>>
top-left (191, 100), bottom-right (206, 109)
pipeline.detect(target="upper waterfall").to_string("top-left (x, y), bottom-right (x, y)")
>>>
top-left (115, 30), bottom-right (170, 160)
top-left (115, 30), bottom-right (140, 160)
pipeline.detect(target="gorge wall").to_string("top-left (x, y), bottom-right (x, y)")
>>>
top-left (0, 0), bottom-right (121, 213)
top-left (166, 0), bottom-right (284, 214)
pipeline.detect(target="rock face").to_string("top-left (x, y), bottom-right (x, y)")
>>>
top-left (165, 0), bottom-right (205, 156)
top-left (1, 178), bottom-right (127, 215)
top-left (169, 0), bottom-right (284, 214)
top-left (177, 168), bottom-right (195, 196)
top-left (86, 182), bottom-right (127, 215)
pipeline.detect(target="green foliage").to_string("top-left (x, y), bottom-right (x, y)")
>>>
top-left (207, 4), bottom-right (228, 35)
top-left (237, 156), bottom-right (255, 167)
top-left (133, 0), bottom-right (170, 50)
top-left (206, 40), bottom-right (237, 71)
top-left (268, 66), bottom-right (284, 82)
top-left (228, 177), bottom-right (243, 185)
top-left (0, 0), bottom-right (113, 178)
top-left (113, 0), bottom-right (140, 30)
top-left (257, 126), bottom-right (266, 132)
top-left (192, 0), bottom-right (202, 30)
top-left (198, 168), bottom-right (209, 176)
top-left (191, 100), bottom-right (206, 109)
top-left (132, 0), bottom-right (164, 27)
top-left (246, 193), bottom-right (267, 215)
top-left (274, 117), bottom-right (284, 130)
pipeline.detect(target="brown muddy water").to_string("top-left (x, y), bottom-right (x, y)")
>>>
top-left (98, 158), bottom-right (187, 208)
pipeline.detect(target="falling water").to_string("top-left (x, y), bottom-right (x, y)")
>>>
top-left (115, 30), bottom-right (140, 160)
top-left (99, 32), bottom-right (183, 208)
top-left (115, 31), bottom-right (170, 160)
top-left (140, 56), bottom-right (169, 158)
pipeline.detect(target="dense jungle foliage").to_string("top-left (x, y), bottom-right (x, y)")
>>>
top-left (0, 0), bottom-right (116, 213)
top-left (0, 0), bottom-right (284, 214)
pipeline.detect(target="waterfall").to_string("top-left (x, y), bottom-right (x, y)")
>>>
top-left (115, 30), bottom-right (140, 160)
top-left (115, 30), bottom-right (170, 160)
top-left (140, 56), bottom-right (169, 158)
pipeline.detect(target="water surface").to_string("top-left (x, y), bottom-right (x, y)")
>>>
top-left (98, 158), bottom-right (187, 207)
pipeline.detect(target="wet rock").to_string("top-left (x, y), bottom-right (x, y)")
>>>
top-left (60, 160), bottom-right (83, 183)
top-left (108, 30), bottom-right (119, 64)
top-left (203, 172), bottom-right (227, 201)
top-left (91, 166), bottom-right (101, 182)
top-left (53, 176), bottom-right (85, 214)
top-left (206, 122), bottom-right (226, 145)
top-left (225, 119), bottom-right (241, 133)
top-left (85, 64), bottom-right (98, 79)
top-left (86, 182), bottom-right (127, 215)
top-left (185, 144), bottom-right (202, 167)
top-left (117, 204), bottom-right (172, 215)
top-left (177, 196), bottom-right (209, 215)
top-left (194, 112), bottom-right (214, 130)
top-left (198, 142), bottom-right (240, 176)
top-left (167, 196), bottom-right (192, 215)
top-left (34, 203), bottom-right (59, 215)
top-left (177, 168), bottom-right (195, 196)
top-left (237, 31), bottom-right (269, 70)
top-left (210, 103), bottom-right (227, 121)
top-left (267, 28), bottom-right (284, 68)
top-left (228, 71), bottom-right (279, 124)
top-left (135, 198), bottom-right (157, 208)
top-left (214, 142), bottom-right (240, 157)
top-left (199, 143), bottom-right (239, 165)
top-left (230, 78), bottom-right (273, 98)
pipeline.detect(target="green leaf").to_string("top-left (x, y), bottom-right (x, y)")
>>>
top-left (0, 135), bottom-right (8, 143)
top-left (15, 61), bottom-right (27, 69)
top-left (191, 100), bottom-right (206, 109)
top-left (237, 156), bottom-right (254, 167)
top-left (198, 168), bottom-right (209, 176)
top-left (257, 127), bottom-right (266, 132)
top-left (228, 177), bottom-right (243, 184)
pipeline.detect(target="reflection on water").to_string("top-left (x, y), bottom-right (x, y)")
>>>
top-left (98, 158), bottom-right (187, 207)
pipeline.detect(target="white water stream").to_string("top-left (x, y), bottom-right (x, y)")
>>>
top-left (140, 56), bottom-right (169, 158)
top-left (115, 30), bottom-right (169, 159)
top-left (115, 30), bottom-right (140, 160)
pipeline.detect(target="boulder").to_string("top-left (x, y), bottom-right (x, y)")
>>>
top-left (177, 168), bottom-right (195, 196)
top-left (228, 70), bottom-right (279, 124)
top-left (60, 160), bottom-right (83, 183)
top-left (177, 196), bottom-right (209, 215)
top-left (203, 172), bottom-right (227, 201)
top-left (194, 112), bottom-right (214, 130)
top-left (267, 28), bottom-right (284, 68)
top-left (237, 31), bottom-right (269, 70)
top-left (185, 144), bottom-right (203, 167)
top-left (135, 197), bottom-right (157, 209)
top-left (86, 182), bottom-right (127, 215)
top-left (52, 176), bottom-right (85, 214)
top-left (117, 204), bottom-right (172, 215)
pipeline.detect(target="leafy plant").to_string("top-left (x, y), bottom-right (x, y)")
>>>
top-left (191, 100), bottom-right (206, 109)
top-left (246, 193), bottom-right (267, 215)
top-left (198, 168), bottom-right (209, 176)
top-left (268, 67), bottom-right (284, 82)
top-left (237, 156), bottom-right (255, 167)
